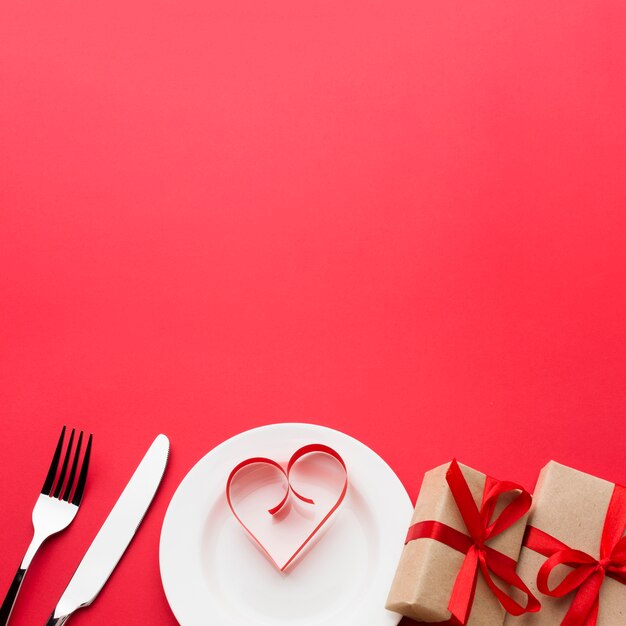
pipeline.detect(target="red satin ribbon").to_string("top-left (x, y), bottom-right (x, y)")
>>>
top-left (524, 483), bottom-right (626, 626)
top-left (226, 444), bottom-right (348, 571)
top-left (405, 459), bottom-right (540, 625)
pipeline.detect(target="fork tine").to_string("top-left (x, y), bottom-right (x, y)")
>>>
top-left (53, 428), bottom-right (75, 499)
top-left (72, 433), bottom-right (92, 506)
top-left (41, 426), bottom-right (66, 496)
top-left (62, 431), bottom-right (83, 502)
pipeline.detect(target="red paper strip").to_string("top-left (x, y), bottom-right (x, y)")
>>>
top-left (405, 459), bottom-right (540, 625)
top-left (524, 483), bottom-right (626, 626)
top-left (226, 443), bottom-right (348, 572)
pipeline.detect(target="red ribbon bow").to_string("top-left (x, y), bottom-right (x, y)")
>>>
top-left (405, 459), bottom-right (540, 625)
top-left (524, 483), bottom-right (626, 626)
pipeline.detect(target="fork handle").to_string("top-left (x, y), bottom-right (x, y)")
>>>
top-left (0, 567), bottom-right (26, 625)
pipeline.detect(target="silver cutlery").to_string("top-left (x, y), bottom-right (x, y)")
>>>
top-left (45, 433), bottom-right (169, 625)
top-left (0, 427), bottom-right (92, 626)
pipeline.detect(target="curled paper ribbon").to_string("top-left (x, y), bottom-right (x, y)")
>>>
top-left (226, 444), bottom-right (348, 571)
top-left (405, 459), bottom-right (540, 625)
top-left (524, 483), bottom-right (626, 626)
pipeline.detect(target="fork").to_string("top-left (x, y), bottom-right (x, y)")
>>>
top-left (0, 426), bottom-right (92, 626)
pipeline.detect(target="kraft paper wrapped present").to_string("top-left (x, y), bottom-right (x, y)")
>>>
top-left (386, 460), bottom-right (539, 624)
top-left (504, 461), bottom-right (626, 626)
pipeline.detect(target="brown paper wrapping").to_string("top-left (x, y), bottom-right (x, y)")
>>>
top-left (504, 461), bottom-right (626, 625)
top-left (386, 461), bottom-right (529, 624)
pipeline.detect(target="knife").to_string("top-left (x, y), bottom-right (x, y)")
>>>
top-left (45, 434), bottom-right (170, 625)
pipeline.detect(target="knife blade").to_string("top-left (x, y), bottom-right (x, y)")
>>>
top-left (45, 434), bottom-right (170, 625)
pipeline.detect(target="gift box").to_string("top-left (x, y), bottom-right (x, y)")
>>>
top-left (504, 461), bottom-right (626, 625)
top-left (386, 459), bottom-right (539, 624)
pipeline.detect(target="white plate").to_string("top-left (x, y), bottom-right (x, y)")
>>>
top-left (160, 423), bottom-right (412, 626)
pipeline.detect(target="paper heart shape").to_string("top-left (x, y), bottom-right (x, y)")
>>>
top-left (226, 444), bottom-right (348, 571)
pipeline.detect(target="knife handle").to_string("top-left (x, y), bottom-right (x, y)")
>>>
top-left (44, 613), bottom-right (71, 626)
top-left (0, 567), bottom-right (26, 625)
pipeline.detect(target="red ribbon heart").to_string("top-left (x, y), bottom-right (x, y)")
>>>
top-left (226, 443), bottom-right (348, 571)
top-left (524, 483), bottom-right (626, 626)
top-left (405, 459), bottom-right (540, 624)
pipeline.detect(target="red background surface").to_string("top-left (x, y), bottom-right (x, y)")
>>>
top-left (2, 1), bottom-right (626, 624)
